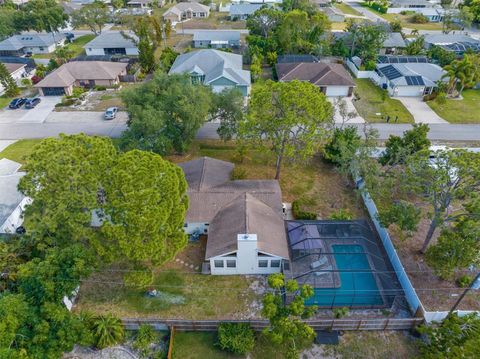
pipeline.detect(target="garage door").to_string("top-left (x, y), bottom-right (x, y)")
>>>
top-left (395, 86), bottom-right (423, 97)
top-left (42, 87), bottom-right (65, 96)
top-left (325, 86), bottom-right (350, 97)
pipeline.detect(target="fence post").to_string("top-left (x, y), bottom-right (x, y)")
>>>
top-left (357, 320), bottom-right (362, 330)
top-left (167, 326), bottom-right (175, 359)
top-left (383, 318), bottom-right (390, 330)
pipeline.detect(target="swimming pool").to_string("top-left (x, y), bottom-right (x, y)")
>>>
top-left (306, 244), bottom-right (384, 307)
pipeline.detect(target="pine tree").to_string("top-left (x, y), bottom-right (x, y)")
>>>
top-left (0, 62), bottom-right (19, 97)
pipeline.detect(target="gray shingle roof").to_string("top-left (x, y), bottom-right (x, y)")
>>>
top-left (83, 32), bottom-right (138, 50)
top-left (193, 30), bottom-right (241, 42)
top-left (377, 62), bottom-right (446, 87)
top-left (424, 34), bottom-right (480, 46)
top-left (164, 2), bottom-right (210, 15)
top-left (0, 33), bottom-right (66, 51)
top-left (206, 193), bottom-right (289, 259)
top-left (383, 33), bottom-right (406, 48)
top-left (229, 3), bottom-right (263, 16)
top-left (169, 49), bottom-right (250, 87)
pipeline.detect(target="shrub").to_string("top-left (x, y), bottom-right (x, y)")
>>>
top-left (133, 324), bottom-right (156, 357)
top-left (333, 307), bottom-right (349, 318)
top-left (411, 14), bottom-right (428, 24)
top-left (94, 85), bottom-right (107, 91)
top-left (456, 275), bottom-right (472, 288)
top-left (329, 209), bottom-right (353, 220)
top-left (435, 92), bottom-right (447, 105)
top-left (379, 201), bottom-right (421, 232)
top-left (89, 314), bottom-right (125, 349)
top-left (72, 86), bottom-right (86, 99)
top-left (217, 323), bottom-right (255, 355)
top-left (20, 78), bottom-right (32, 87)
top-left (231, 166), bottom-right (247, 180)
top-left (31, 75), bottom-right (42, 84)
top-left (364, 60), bottom-right (376, 71)
top-left (292, 200), bottom-right (317, 220)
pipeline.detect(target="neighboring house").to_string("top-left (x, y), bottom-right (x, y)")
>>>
top-left (423, 34), bottom-right (480, 56)
top-left (277, 54), bottom-right (319, 63)
top-left (34, 61), bottom-right (128, 96)
top-left (83, 32), bottom-right (139, 56)
top-left (380, 32), bottom-right (407, 55)
top-left (313, 0), bottom-right (331, 7)
top-left (0, 33), bottom-right (66, 56)
top-left (169, 49), bottom-right (251, 96)
top-left (0, 63), bottom-right (28, 95)
top-left (388, 0), bottom-right (434, 8)
top-left (163, 2), bottom-right (210, 23)
top-left (322, 7), bottom-right (345, 23)
top-left (229, 3), bottom-right (264, 20)
top-left (375, 61), bottom-right (446, 96)
top-left (387, 5), bottom-right (444, 21)
top-left (0, 158), bottom-right (32, 234)
top-left (231, 0), bottom-right (281, 3)
top-left (127, 0), bottom-right (156, 8)
top-left (192, 30), bottom-right (241, 49)
top-left (276, 62), bottom-right (355, 97)
top-left (178, 157), bottom-right (289, 275)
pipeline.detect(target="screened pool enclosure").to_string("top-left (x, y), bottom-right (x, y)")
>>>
top-left (284, 220), bottom-right (405, 309)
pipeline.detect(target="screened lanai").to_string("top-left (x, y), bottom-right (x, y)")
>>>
top-left (284, 220), bottom-right (405, 309)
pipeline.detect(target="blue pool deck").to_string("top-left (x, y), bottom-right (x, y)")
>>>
top-left (305, 244), bottom-right (384, 307)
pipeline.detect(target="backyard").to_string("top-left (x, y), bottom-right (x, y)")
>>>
top-left (353, 79), bottom-right (414, 123)
top-left (171, 331), bottom-right (419, 359)
top-left (32, 34), bottom-right (95, 59)
top-left (361, 5), bottom-right (444, 31)
top-left (427, 90), bottom-right (480, 124)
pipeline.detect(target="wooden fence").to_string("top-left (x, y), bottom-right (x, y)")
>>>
top-left (122, 318), bottom-right (424, 332)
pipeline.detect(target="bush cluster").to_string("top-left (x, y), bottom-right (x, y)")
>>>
top-left (292, 200), bottom-right (317, 220)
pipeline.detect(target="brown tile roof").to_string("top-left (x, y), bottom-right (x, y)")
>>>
top-left (205, 193), bottom-right (289, 259)
top-left (178, 157), bottom-right (234, 192)
top-left (34, 61), bottom-right (128, 88)
top-left (2, 62), bottom-right (25, 74)
top-left (276, 62), bottom-right (355, 87)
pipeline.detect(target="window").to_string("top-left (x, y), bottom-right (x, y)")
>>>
top-left (271, 260), bottom-right (280, 268)
top-left (258, 260), bottom-right (268, 268)
top-left (183, 223), bottom-right (188, 227)
top-left (226, 260), bottom-right (236, 268)
top-left (214, 260), bottom-right (224, 268)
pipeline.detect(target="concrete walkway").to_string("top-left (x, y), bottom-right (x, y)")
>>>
top-left (329, 97), bottom-right (365, 124)
top-left (396, 97), bottom-right (448, 124)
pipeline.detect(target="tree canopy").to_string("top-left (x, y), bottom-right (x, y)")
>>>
top-left (71, 0), bottom-right (110, 35)
top-left (240, 80), bottom-right (333, 179)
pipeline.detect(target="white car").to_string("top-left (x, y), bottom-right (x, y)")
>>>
top-left (104, 107), bottom-right (118, 120)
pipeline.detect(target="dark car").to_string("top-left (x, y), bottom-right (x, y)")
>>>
top-left (8, 98), bottom-right (27, 109)
top-left (25, 97), bottom-right (41, 109)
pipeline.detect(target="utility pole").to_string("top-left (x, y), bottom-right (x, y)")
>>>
top-left (448, 273), bottom-right (480, 316)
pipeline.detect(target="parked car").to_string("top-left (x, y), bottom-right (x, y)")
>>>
top-left (25, 97), bottom-right (41, 109)
top-left (104, 107), bottom-right (118, 120)
top-left (8, 98), bottom-right (27, 109)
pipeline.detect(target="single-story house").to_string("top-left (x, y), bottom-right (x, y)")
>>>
top-left (423, 34), bottom-right (480, 56)
top-left (0, 33), bottom-right (66, 56)
top-left (380, 32), bottom-right (407, 55)
top-left (0, 158), bottom-right (32, 234)
top-left (322, 7), bottom-right (345, 23)
top-left (375, 62), bottom-right (446, 96)
top-left (163, 2), bottom-right (210, 23)
top-left (192, 30), bottom-right (241, 49)
top-left (229, 3), bottom-right (264, 20)
top-left (169, 49), bottom-right (251, 96)
top-left (276, 62), bottom-right (355, 97)
top-left (388, 0), bottom-right (434, 8)
top-left (84, 32), bottom-right (139, 56)
top-left (127, 0), bottom-right (157, 8)
top-left (387, 6), bottom-right (444, 21)
top-left (178, 157), bottom-right (289, 275)
top-left (0, 63), bottom-right (28, 95)
top-left (34, 61), bottom-right (128, 96)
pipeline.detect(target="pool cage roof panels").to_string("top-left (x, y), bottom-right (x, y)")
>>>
top-left (285, 220), bottom-right (404, 309)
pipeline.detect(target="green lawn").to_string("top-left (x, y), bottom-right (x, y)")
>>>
top-left (0, 95), bottom-right (13, 109)
top-left (353, 79), bottom-right (414, 123)
top-left (334, 2), bottom-right (362, 16)
top-left (427, 90), bottom-right (480, 124)
top-left (32, 34), bottom-right (95, 60)
top-left (0, 139), bottom-right (43, 164)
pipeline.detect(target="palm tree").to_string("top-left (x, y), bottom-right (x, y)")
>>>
top-left (443, 56), bottom-right (480, 96)
top-left (91, 314), bottom-right (125, 349)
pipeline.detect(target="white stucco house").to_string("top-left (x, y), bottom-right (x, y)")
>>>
top-left (0, 158), bottom-right (31, 234)
top-left (0, 33), bottom-right (66, 56)
top-left (178, 157), bottom-right (290, 275)
top-left (0, 63), bottom-right (28, 95)
top-left (83, 32), bottom-right (139, 56)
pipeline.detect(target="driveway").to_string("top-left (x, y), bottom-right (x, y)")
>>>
top-left (328, 97), bottom-right (365, 124)
top-left (396, 97), bottom-right (448, 124)
top-left (0, 96), bottom-right (61, 124)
